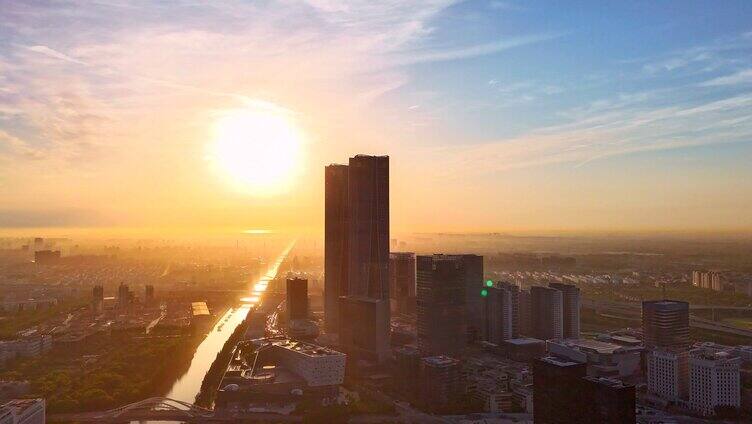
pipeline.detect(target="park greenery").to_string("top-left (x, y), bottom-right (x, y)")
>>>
top-left (0, 298), bottom-right (88, 339)
top-left (0, 330), bottom-right (199, 413)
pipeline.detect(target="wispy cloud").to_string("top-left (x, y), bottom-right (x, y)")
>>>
top-left (699, 68), bottom-right (752, 87)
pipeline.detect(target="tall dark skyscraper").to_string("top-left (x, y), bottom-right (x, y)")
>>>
top-left (549, 282), bottom-right (580, 339)
top-left (389, 252), bottom-right (416, 314)
top-left (642, 300), bottom-right (690, 350)
top-left (346, 155), bottom-right (389, 300)
top-left (416, 255), bottom-right (466, 357)
top-left (533, 356), bottom-right (587, 424)
top-left (286, 277), bottom-right (308, 321)
top-left (328, 155), bottom-right (390, 363)
top-left (531, 286), bottom-right (563, 340)
top-left (459, 254), bottom-right (484, 342)
top-left (324, 164), bottom-right (349, 333)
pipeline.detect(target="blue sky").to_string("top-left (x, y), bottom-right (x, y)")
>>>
top-left (1, 1), bottom-right (751, 233)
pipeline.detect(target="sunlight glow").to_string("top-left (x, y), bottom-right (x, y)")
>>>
top-left (209, 105), bottom-right (304, 195)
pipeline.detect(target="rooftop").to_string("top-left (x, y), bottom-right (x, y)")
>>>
top-left (422, 355), bottom-right (460, 367)
top-left (191, 302), bottom-right (210, 316)
top-left (540, 356), bottom-right (581, 367)
top-left (505, 337), bottom-right (544, 346)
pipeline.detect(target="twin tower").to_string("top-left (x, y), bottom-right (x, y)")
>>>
top-left (324, 155), bottom-right (390, 363)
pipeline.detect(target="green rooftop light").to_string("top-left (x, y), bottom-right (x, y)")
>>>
top-left (480, 289), bottom-right (488, 297)
top-left (485, 280), bottom-right (493, 287)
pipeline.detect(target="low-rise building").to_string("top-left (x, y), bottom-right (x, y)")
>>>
top-left (547, 338), bottom-right (641, 378)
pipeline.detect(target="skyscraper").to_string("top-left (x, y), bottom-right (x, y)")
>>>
top-left (460, 254), bottom-right (484, 342)
top-left (643, 300), bottom-right (691, 402)
top-left (484, 285), bottom-right (514, 344)
top-left (533, 356), bottom-right (587, 423)
top-left (416, 255), bottom-right (466, 356)
top-left (324, 164), bottom-right (349, 333)
top-left (642, 300), bottom-right (690, 350)
top-left (346, 155), bottom-right (389, 300)
top-left (286, 277), bottom-right (308, 321)
top-left (549, 283), bottom-right (580, 339)
top-left (389, 252), bottom-right (416, 314)
top-left (530, 286), bottom-right (563, 340)
top-left (336, 155), bottom-right (391, 363)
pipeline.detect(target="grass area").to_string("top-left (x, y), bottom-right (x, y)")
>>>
top-left (722, 317), bottom-right (752, 330)
top-left (0, 330), bottom-right (200, 413)
top-left (581, 284), bottom-right (752, 308)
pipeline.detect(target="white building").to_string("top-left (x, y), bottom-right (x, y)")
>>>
top-left (0, 399), bottom-right (45, 424)
top-left (647, 349), bottom-right (688, 402)
top-left (269, 339), bottom-right (345, 387)
top-left (689, 347), bottom-right (740, 416)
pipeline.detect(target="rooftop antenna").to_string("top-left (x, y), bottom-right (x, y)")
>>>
top-left (661, 282), bottom-right (667, 300)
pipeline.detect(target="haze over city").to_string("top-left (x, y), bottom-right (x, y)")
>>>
top-left (2, 1), bottom-right (752, 236)
top-left (4, 3), bottom-right (752, 424)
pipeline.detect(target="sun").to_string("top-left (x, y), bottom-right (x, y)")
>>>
top-left (209, 105), bottom-right (304, 195)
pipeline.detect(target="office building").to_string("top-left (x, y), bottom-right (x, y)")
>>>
top-left (337, 155), bottom-right (391, 363)
top-left (33, 250), bottom-right (59, 265)
top-left (145, 285), bottom-right (154, 305)
top-left (0, 399), bottom-right (45, 424)
top-left (324, 164), bottom-right (349, 333)
top-left (530, 286), bottom-right (563, 340)
top-left (642, 300), bottom-right (690, 350)
top-left (518, 289), bottom-right (532, 336)
top-left (338, 296), bottom-right (390, 363)
top-left (393, 346), bottom-right (421, 399)
top-left (647, 349), bottom-right (688, 401)
top-left (533, 356), bottom-right (587, 423)
top-left (459, 254), bottom-right (484, 342)
top-left (689, 347), bottom-right (740, 416)
top-left (416, 255), bottom-right (466, 357)
top-left (419, 356), bottom-right (464, 413)
top-left (549, 283), bottom-right (580, 339)
top-left (91, 285), bottom-right (104, 315)
top-left (286, 277), bottom-right (309, 321)
top-left (484, 285), bottom-right (514, 344)
top-left (389, 252), bottom-right (416, 314)
top-left (583, 377), bottom-right (636, 424)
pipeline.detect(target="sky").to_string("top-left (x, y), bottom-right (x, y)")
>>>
top-left (1, 0), bottom-right (752, 236)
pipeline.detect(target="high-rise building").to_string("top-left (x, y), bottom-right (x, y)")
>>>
top-left (91, 285), bottom-right (104, 315)
top-left (460, 254), bottom-right (484, 342)
top-left (389, 252), bottom-right (416, 314)
top-left (416, 255), bottom-right (466, 357)
top-left (643, 299), bottom-right (691, 403)
top-left (533, 356), bottom-right (587, 423)
top-left (692, 270), bottom-right (723, 292)
top-left (647, 349), bottom-right (689, 401)
top-left (689, 347), bottom-right (741, 416)
top-left (324, 164), bottom-right (349, 333)
top-left (338, 296), bottom-right (390, 362)
top-left (145, 285), bottom-right (154, 305)
top-left (339, 155), bottom-right (390, 363)
top-left (583, 377), bottom-right (636, 423)
top-left (549, 283), bottom-right (580, 339)
top-left (642, 300), bottom-right (690, 350)
top-left (286, 277), bottom-right (309, 321)
top-left (419, 356), bottom-right (465, 413)
top-left (518, 289), bottom-right (532, 336)
top-left (393, 346), bottom-right (421, 400)
top-left (530, 286), bottom-right (563, 340)
top-left (484, 285), bottom-right (514, 344)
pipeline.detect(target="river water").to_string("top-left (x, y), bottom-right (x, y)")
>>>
top-left (163, 242), bottom-right (294, 404)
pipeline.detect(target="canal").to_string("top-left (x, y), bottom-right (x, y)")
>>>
top-left (163, 241), bottom-right (295, 404)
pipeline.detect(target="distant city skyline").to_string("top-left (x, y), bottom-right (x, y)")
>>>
top-left (2, 1), bottom-right (752, 235)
